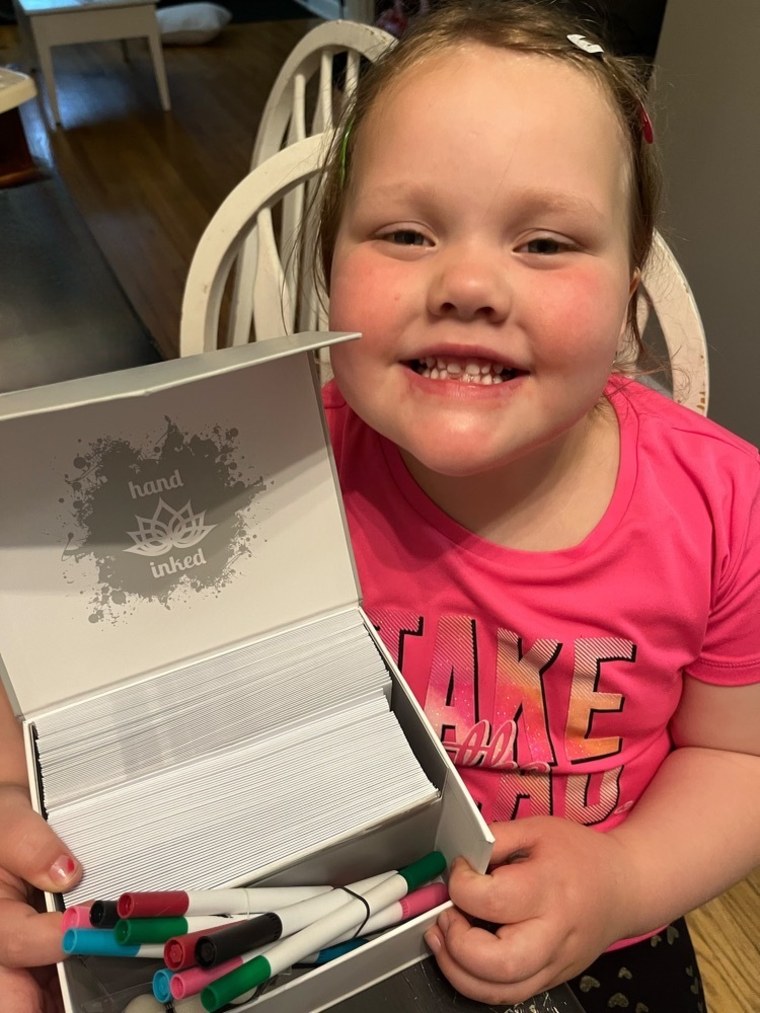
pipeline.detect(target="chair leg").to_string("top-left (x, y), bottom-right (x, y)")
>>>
top-left (145, 26), bottom-right (170, 111)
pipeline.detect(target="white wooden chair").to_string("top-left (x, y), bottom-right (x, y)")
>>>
top-left (180, 142), bottom-right (709, 416)
top-left (251, 19), bottom-right (395, 166)
top-left (180, 133), bottom-right (329, 358)
top-left (638, 232), bottom-right (709, 414)
top-left (225, 20), bottom-right (396, 349)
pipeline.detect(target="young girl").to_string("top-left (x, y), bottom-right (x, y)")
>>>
top-left (317, 1), bottom-right (760, 1010)
top-left (0, 3), bottom-right (758, 1012)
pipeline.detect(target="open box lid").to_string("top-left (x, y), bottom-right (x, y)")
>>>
top-left (0, 332), bottom-right (362, 717)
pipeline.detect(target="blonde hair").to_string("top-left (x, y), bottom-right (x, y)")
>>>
top-left (314, 0), bottom-right (662, 359)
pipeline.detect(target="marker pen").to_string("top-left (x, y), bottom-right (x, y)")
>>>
top-left (124, 991), bottom-right (255, 1013)
top-left (169, 945), bottom-right (271, 1000)
top-left (298, 937), bottom-right (368, 966)
top-left (195, 871), bottom-right (395, 968)
top-left (164, 922), bottom-right (240, 971)
top-left (301, 881), bottom-right (449, 953)
top-left (115, 915), bottom-right (234, 946)
top-left (187, 883), bottom-right (448, 989)
top-left (118, 884), bottom-right (331, 919)
top-left (338, 882), bottom-right (448, 940)
top-left (202, 852), bottom-right (447, 1012)
top-left (89, 900), bottom-right (120, 929)
top-left (62, 928), bottom-right (164, 959)
top-left (61, 905), bottom-right (92, 930)
top-left (170, 933), bottom-right (356, 1001)
top-left (152, 968), bottom-right (175, 1003)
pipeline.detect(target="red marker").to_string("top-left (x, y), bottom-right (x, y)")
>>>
top-left (117, 885), bottom-right (331, 919)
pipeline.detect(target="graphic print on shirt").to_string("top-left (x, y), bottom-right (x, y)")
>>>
top-left (369, 608), bottom-right (637, 826)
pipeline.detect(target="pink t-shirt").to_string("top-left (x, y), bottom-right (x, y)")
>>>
top-left (324, 377), bottom-right (760, 832)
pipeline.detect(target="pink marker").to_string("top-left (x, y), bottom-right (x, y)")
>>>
top-left (170, 949), bottom-right (265, 1000)
top-left (316, 882), bottom-right (449, 946)
top-left (62, 904), bottom-right (93, 930)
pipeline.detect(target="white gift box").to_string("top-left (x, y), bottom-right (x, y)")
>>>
top-left (0, 332), bottom-right (493, 1013)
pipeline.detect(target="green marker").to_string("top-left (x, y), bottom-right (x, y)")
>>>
top-left (114, 914), bottom-right (233, 945)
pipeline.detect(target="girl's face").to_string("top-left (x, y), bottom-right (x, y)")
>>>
top-left (328, 45), bottom-right (636, 481)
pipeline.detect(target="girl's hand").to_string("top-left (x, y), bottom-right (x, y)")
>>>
top-left (424, 816), bottom-right (632, 1005)
top-left (0, 784), bottom-right (82, 1013)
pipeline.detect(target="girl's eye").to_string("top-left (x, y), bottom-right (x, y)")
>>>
top-left (521, 237), bottom-right (571, 255)
top-left (382, 229), bottom-right (428, 247)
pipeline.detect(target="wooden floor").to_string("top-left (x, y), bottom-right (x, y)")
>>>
top-left (2, 18), bottom-right (321, 360)
top-left (2, 19), bottom-right (759, 1011)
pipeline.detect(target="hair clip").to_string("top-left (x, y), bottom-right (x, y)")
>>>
top-left (567, 33), bottom-right (604, 57)
top-left (339, 121), bottom-right (353, 187)
top-left (639, 104), bottom-right (654, 144)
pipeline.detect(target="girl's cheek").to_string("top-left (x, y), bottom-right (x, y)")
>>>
top-left (330, 252), bottom-right (393, 330)
top-left (530, 270), bottom-right (625, 355)
top-left (329, 250), bottom-right (364, 327)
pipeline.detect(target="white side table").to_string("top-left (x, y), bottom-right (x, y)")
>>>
top-left (13, 0), bottom-right (170, 126)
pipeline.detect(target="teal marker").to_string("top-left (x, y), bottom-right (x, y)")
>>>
top-left (202, 852), bottom-right (447, 1012)
top-left (299, 937), bottom-right (368, 965)
top-left (152, 968), bottom-right (175, 1003)
top-left (62, 928), bottom-right (165, 959)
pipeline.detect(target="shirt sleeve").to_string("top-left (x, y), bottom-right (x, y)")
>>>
top-left (687, 450), bottom-right (760, 685)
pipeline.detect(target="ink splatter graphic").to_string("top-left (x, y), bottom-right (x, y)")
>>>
top-left (61, 419), bottom-right (265, 623)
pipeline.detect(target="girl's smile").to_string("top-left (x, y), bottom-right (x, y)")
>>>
top-left (328, 43), bottom-right (636, 532)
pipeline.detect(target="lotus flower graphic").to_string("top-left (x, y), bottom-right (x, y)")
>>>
top-left (124, 498), bottom-right (216, 557)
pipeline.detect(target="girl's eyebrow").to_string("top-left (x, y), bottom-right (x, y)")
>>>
top-left (352, 179), bottom-right (437, 205)
top-left (354, 180), bottom-right (609, 223)
top-left (504, 187), bottom-right (608, 222)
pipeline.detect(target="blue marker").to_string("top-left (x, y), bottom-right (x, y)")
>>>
top-left (62, 927), bottom-right (165, 959)
top-left (152, 968), bottom-right (176, 1003)
top-left (298, 938), bottom-right (368, 966)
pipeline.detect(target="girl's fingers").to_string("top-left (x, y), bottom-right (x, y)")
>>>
top-left (445, 818), bottom-right (553, 925)
top-left (0, 897), bottom-right (66, 968)
top-left (425, 908), bottom-right (559, 1006)
top-left (431, 904), bottom-right (542, 984)
top-left (0, 790), bottom-right (74, 970)
top-left (0, 960), bottom-right (65, 1012)
top-left (0, 786), bottom-right (81, 895)
top-left (446, 853), bottom-right (539, 926)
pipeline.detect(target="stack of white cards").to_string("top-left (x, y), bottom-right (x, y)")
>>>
top-left (33, 610), bottom-right (439, 904)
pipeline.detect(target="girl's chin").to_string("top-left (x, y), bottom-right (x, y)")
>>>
top-left (399, 439), bottom-right (527, 481)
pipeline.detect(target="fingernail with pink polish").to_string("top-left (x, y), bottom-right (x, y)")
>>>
top-left (49, 854), bottom-right (78, 885)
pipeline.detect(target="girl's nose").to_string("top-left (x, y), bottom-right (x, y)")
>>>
top-left (427, 247), bottom-right (510, 322)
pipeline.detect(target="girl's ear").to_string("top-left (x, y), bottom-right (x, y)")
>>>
top-left (629, 267), bottom-right (641, 297)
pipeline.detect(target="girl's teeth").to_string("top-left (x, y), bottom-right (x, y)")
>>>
top-left (413, 357), bottom-right (516, 384)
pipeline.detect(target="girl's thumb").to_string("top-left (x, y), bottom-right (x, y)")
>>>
top-left (0, 785), bottom-right (81, 893)
top-left (488, 817), bottom-right (541, 866)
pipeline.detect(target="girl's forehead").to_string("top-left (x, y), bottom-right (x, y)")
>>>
top-left (374, 42), bottom-right (618, 121)
top-left (355, 43), bottom-right (628, 179)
